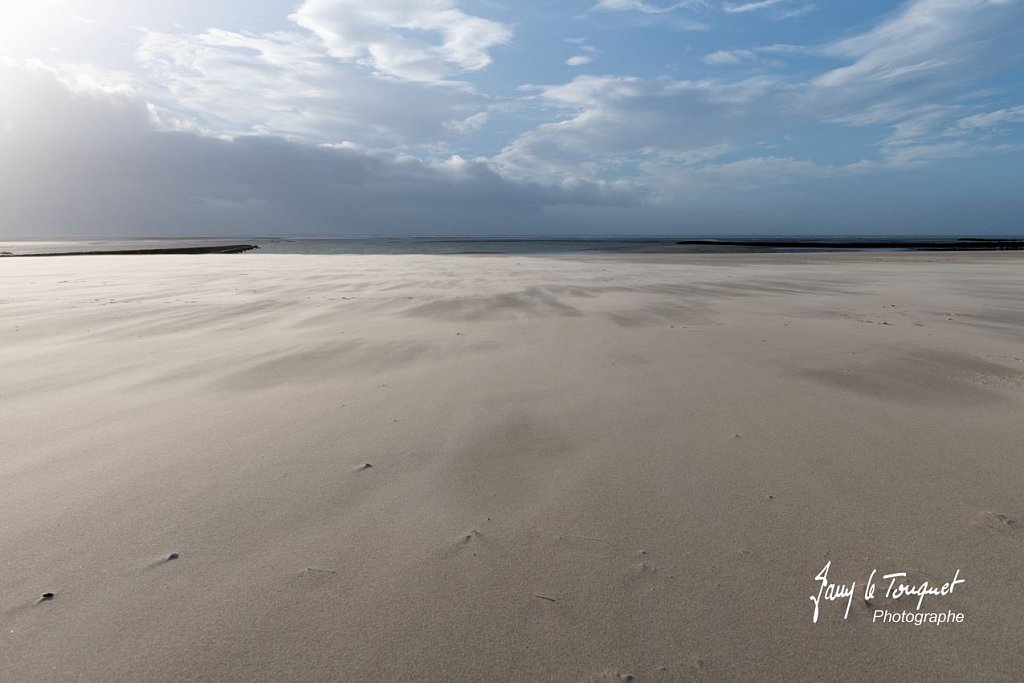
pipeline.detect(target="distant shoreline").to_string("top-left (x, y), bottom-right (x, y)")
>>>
top-left (1, 244), bottom-right (259, 257)
top-left (676, 238), bottom-right (1024, 251)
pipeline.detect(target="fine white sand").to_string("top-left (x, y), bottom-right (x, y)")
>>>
top-left (2, 252), bottom-right (1023, 680)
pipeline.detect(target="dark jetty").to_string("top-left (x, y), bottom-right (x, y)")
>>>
top-left (676, 238), bottom-right (1024, 251)
top-left (2, 244), bottom-right (259, 257)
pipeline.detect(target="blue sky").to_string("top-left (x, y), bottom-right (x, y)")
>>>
top-left (1, 0), bottom-right (1023, 236)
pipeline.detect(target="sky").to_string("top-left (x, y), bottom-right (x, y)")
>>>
top-left (1, 0), bottom-right (1022, 237)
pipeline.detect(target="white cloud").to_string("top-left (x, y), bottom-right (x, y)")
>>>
top-left (703, 49), bottom-right (756, 65)
top-left (136, 28), bottom-right (488, 148)
top-left (564, 38), bottom-right (599, 67)
top-left (289, 0), bottom-right (512, 82)
top-left (130, 1), bottom-right (518, 148)
top-left (445, 111), bottom-right (488, 134)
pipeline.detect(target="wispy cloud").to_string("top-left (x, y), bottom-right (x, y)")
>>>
top-left (500, 0), bottom-right (1024, 192)
top-left (588, 0), bottom-right (710, 29)
top-left (722, 0), bottom-right (815, 19)
top-left (722, 0), bottom-right (788, 13)
top-left (495, 74), bottom-right (783, 183)
top-left (702, 43), bottom-right (810, 65)
top-left (957, 105), bottom-right (1024, 130)
top-left (592, 0), bottom-right (707, 14)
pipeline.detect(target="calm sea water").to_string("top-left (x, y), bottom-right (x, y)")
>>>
top-left (253, 237), bottom-right (688, 254)
top-left (0, 237), bottom-right (681, 255)
top-left (1, 236), bottom-right (1017, 256)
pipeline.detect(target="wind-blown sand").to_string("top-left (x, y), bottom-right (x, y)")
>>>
top-left (2, 252), bottom-right (1023, 681)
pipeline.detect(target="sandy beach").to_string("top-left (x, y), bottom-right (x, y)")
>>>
top-left (2, 252), bottom-right (1023, 681)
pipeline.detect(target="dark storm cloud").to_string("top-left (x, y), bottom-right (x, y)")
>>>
top-left (0, 62), bottom-right (632, 236)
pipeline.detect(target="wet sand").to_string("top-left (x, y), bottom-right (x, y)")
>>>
top-left (2, 252), bottom-right (1023, 680)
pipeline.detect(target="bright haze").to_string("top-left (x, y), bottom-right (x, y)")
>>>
top-left (1, 0), bottom-right (1022, 236)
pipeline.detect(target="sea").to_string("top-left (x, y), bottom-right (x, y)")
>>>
top-left (1, 236), bottom-right (1021, 256)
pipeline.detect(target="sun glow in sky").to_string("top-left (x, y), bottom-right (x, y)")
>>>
top-left (1, 0), bottom-right (1023, 236)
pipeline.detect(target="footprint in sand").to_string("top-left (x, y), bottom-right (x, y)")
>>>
top-left (591, 662), bottom-right (706, 682)
top-left (439, 529), bottom-right (485, 560)
top-left (589, 671), bottom-right (637, 682)
top-left (305, 567), bottom-right (338, 576)
top-left (630, 548), bottom-right (678, 586)
top-left (634, 561), bottom-right (659, 575)
top-left (976, 511), bottom-right (1017, 532)
top-left (146, 552), bottom-right (182, 569)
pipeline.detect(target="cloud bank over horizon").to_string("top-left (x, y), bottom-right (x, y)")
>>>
top-left (1, 0), bottom-right (1023, 236)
